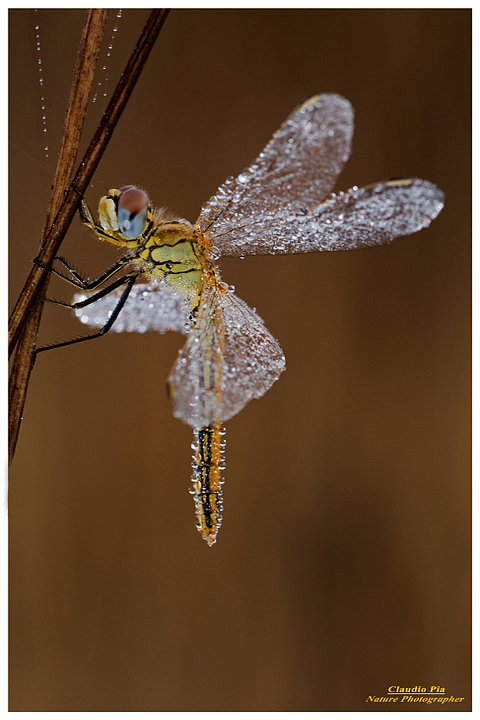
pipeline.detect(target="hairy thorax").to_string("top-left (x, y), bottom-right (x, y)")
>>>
top-left (134, 222), bottom-right (206, 308)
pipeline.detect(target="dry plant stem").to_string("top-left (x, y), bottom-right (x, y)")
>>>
top-left (8, 8), bottom-right (107, 467)
top-left (43, 9), bottom-right (109, 238)
top-left (8, 281), bottom-right (46, 462)
top-left (9, 8), bottom-right (170, 465)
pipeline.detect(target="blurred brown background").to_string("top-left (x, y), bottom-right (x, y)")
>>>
top-left (9, 8), bottom-right (471, 712)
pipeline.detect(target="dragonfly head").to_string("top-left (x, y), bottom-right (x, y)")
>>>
top-left (99, 186), bottom-right (152, 245)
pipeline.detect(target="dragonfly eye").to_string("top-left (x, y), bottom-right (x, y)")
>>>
top-left (117, 187), bottom-right (149, 239)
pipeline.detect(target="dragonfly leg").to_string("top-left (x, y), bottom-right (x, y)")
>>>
top-left (53, 254), bottom-right (137, 291)
top-left (45, 271), bottom-right (139, 309)
top-left (35, 274), bottom-right (136, 356)
top-left (34, 252), bottom-right (137, 292)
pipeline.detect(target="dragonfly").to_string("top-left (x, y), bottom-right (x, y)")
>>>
top-left (42, 94), bottom-right (444, 546)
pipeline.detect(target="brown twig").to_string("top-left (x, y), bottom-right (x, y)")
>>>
top-left (8, 8), bottom-right (107, 466)
top-left (9, 8), bottom-right (170, 465)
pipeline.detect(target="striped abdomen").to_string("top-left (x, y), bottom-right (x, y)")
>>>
top-left (191, 424), bottom-right (225, 546)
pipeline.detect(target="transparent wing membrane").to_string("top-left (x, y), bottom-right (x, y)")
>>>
top-left (202, 178), bottom-right (445, 257)
top-left (219, 290), bottom-right (286, 420)
top-left (167, 283), bottom-right (226, 429)
top-left (73, 280), bottom-right (191, 335)
top-left (197, 94), bottom-right (354, 251)
top-left (168, 284), bottom-right (286, 428)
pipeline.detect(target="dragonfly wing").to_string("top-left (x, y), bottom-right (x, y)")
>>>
top-left (167, 283), bottom-right (225, 428)
top-left (199, 177), bottom-right (445, 257)
top-left (219, 289), bottom-right (286, 421)
top-left (73, 280), bottom-right (191, 334)
top-left (196, 94), bottom-right (354, 251)
top-left (168, 285), bottom-right (286, 427)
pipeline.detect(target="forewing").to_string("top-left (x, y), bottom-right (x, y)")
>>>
top-left (168, 285), bottom-right (286, 428)
top-left (197, 94), bottom-right (354, 252)
top-left (198, 178), bottom-right (444, 257)
top-left (73, 280), bottom-right (191, 334)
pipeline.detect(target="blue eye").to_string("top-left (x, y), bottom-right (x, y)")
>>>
top-left (117, 187), bottom-right (149, 239)
top-left (117, 206), bottom-right (148, 239)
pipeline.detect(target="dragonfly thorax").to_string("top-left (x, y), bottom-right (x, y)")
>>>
top-left (135, 222), bottom-right (204, 309)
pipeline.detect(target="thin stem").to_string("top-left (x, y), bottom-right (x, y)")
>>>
top-left (8, 8), bottom-right (170, 465)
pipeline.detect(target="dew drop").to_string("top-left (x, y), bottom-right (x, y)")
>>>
top-left (34, 10), bottom-right (49, 161)
top-left (92, 10), bottom-right (122, 107)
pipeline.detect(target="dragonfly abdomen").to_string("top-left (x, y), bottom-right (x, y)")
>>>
top-left (191, 424), bottom-right (225, 546)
